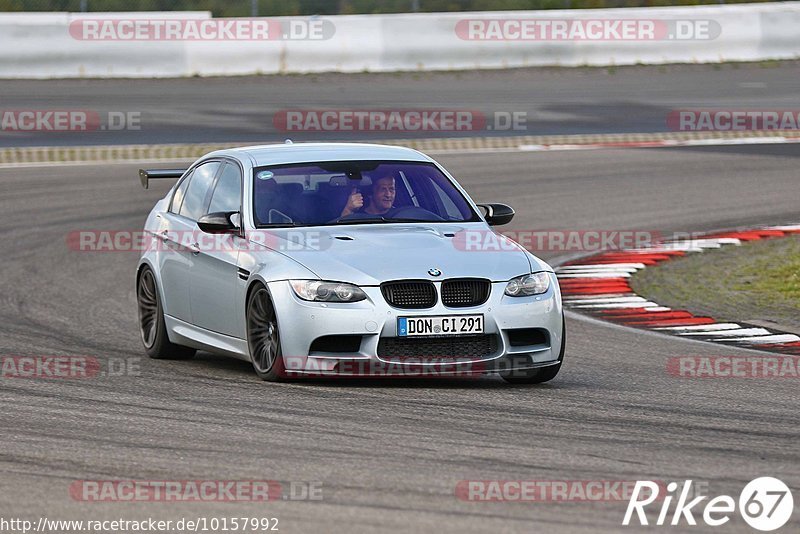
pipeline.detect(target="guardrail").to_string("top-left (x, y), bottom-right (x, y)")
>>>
top-left (1, 3), bottom-right (798, 78)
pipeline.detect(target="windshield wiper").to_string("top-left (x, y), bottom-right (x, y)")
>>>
top-left (256, 222), bottom-right (305, 228)
top-left (334, 216), bottom-right (389, 224)
top-left (386, 217), bottom-right (446, 223)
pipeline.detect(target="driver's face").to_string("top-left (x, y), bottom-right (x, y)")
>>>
top-left (370, 176), bottom-right (396, 213)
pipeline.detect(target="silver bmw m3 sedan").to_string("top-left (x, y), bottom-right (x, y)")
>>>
top-left (136, 142), bottom-right (565, 383)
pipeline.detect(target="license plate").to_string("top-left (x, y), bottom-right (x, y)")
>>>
top-left (397, 315), bottom-right (484, 337)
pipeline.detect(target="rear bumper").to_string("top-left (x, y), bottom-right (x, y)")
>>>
top-left (268, 274), bottom-right (564, 377)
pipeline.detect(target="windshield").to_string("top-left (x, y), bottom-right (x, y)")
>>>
top-left (252, 160), bottom-right (480, 227)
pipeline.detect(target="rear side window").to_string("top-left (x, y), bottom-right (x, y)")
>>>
top-left (208, 163), bottom-right (242, 214)
top-left (169, 170), bottom-right (193, 213)
top-left (179, 161), bottom-right (220, 221)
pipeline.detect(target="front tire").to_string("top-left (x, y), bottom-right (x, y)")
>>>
top-left (137, 267), bottom-right (196, 360)
top-left (501, 316), bottom-right (566, 384)
top-left (246, 285), bottom-right (287, 382)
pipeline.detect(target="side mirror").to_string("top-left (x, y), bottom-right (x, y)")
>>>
top-left (198, 211), bottom-right (240, 234)
top-left (477, 203), bottom-right (515, 226)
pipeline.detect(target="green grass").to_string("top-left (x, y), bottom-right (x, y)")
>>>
top-left (733, 250), bottom-right (800, 301)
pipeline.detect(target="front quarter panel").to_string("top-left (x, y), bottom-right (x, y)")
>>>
top-left (239, 242), bottom-right (320, 337)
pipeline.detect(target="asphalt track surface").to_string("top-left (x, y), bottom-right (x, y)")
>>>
top-left (2, 61), bottom-right (800, 147)
top-left (1, 142), bottom-right (799, 532)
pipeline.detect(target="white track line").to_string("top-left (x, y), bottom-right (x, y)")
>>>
top-left (563, 293), bottom-right (634, 300)
top-left (719, 334), bottom-right (800, 344)
top-left (557, 271), bottom-right (639, 278)
top-left (519, 136), bottom-right (800, 153)
top-left (679, 328), bottom-right (772, 338)
top-left (619, 246), bottom-right (704, 254)
top-left (565, 296), bottom-right (649, 305)
top-left (572, 301), bottom-right (660, 309)
top-left (656, 323), bottom-right (742, 332)
top-left (767, 225), bottom-right (800, 231)
top-left (5, 136), bottom-right (800, 169)
top-left (556, 263), bottom-right (647, 271)
top-left (556, 267), bottom-right (641, 274)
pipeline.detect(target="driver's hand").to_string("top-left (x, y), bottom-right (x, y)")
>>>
top-left (341, 188), bottom-right (363, 217)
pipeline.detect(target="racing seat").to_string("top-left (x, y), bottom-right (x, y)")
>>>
top-left (316, 182), bottom-right (357, 222)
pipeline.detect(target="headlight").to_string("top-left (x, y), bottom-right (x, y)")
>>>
top-left (290, 280), bottom-right (367, 302)
top-left (505, 272), bottom-right (550, 296)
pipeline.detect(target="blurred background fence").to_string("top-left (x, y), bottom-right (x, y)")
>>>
top-left (0, 0), bottom-right (778, 16)
top-left (2, 1), bottom-right (796, 78)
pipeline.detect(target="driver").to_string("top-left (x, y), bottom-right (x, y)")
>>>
top-left (340, 174), bottom-right (396, 218)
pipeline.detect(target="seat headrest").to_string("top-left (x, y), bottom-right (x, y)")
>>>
top-left (279, 183), bottom-right (303, 196)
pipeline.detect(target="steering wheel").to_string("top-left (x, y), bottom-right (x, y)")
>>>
top-left (386, 206), bottom-right (445, 221)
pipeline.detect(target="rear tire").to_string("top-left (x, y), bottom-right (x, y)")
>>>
top-left (246, 285), bottom-right (288, 382)
top-left (501, 316), bottom-right (565, 384)
top-left (137, 267), bottom-right (196, 360)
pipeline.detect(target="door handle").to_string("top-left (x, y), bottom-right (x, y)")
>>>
top-left (190, 242), bottom-right (201, 256)
top-left (160, 230), bottom-right (169, 243)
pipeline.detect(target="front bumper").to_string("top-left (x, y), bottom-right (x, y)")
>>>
top-left (267, 274), bottom-right (563, 377)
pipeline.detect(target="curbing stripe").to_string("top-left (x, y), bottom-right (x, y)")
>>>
top-left (555, 224), bottom-right (800, 355)
top-left (3, 129), bottom-right (800, 165)
top-left (658, 323), bottom-right (742, 332)
top-left (680, 328), bottom-right (773, 338)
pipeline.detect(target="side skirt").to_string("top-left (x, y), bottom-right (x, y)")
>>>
top-left (164, 315), bottom-right (250, 362)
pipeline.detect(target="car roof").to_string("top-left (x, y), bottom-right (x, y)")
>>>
top-left (207, 142), bottom-right (434, 167)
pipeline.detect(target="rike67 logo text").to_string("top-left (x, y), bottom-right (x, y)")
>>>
top-left (624, 477), bottom-right (794, 531)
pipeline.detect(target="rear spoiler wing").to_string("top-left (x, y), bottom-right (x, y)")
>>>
top-left (139, 168), bottom-right (186, 189)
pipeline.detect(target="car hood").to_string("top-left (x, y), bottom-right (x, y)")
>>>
top-left (251, 223), bottom-right (548, 286)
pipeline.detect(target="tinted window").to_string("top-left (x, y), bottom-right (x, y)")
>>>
top-left (252, 161), bottom-right (478, 227)
top-left (430, 179), bottom-right (462, 220)
top-left (208, 163), bottom-right (242, 214)
top-left (169, 170), bottom-right (193, 213)
top-left (179, 161), bottom-right (220, 221)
